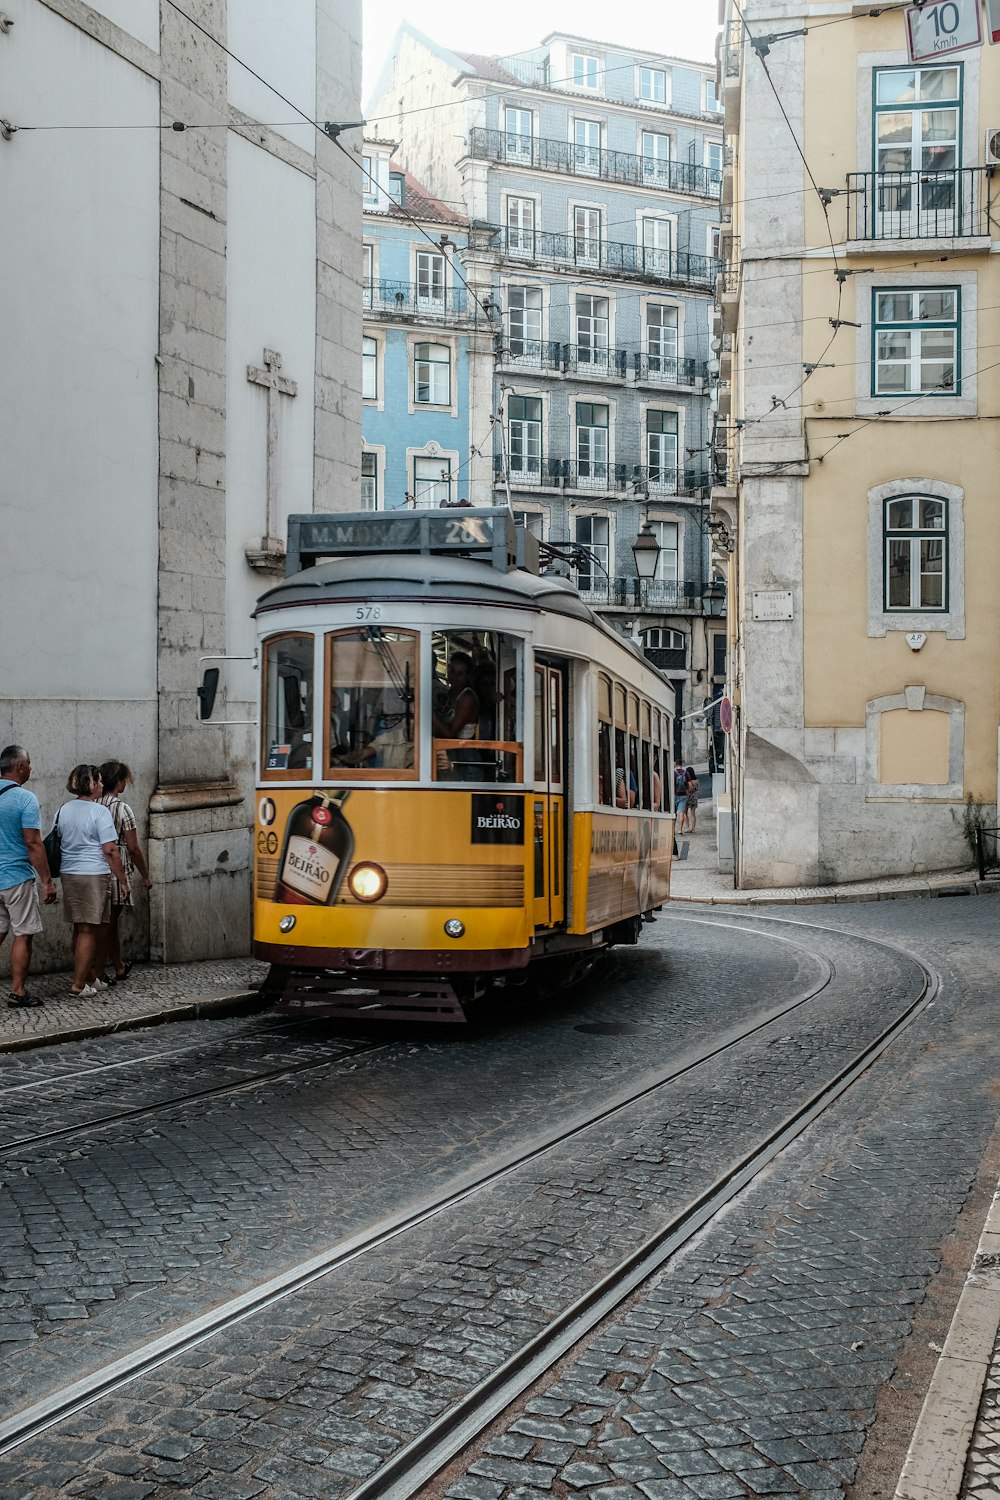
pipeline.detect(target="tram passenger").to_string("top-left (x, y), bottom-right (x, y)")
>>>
top-left (432, 653), bottom-right (480, 779)
top-left (329, 691), bottom-right (350, 757)
top-left (331, 717), bottom-right (413, 770)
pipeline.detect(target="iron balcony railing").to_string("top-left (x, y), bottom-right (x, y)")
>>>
top-left (362, 279), bottom-right (470, 316)
top-left (470, 223), bottom-right (719, 289)
top-left (498, 343), bottom-right (707, 385)
top-left (643, 645), bottom-right (687, 669)
top-left (723, 19), bottom-right (743, 77)
top-left (494, 454), bottom-right (709, 497)
top-left (847, 168), bottom-right (989, 241)
top-left (720, 238), bottom-right (740, 293)
top-left (576, 577), bottom-right (705, 610)
top-left (634, 353), bottom-right (709, 386)
top-left (470, 126), bottom-right (722, 199)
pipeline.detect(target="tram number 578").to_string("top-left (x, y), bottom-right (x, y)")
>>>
top-left (355, 605), bottom-right (382, 620)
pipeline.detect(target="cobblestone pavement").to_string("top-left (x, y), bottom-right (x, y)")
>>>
top-left (0, 906), bottom-right (969, 1498)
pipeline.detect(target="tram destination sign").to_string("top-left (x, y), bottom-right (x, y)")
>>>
top-left (286, 509), bottom-right (519, 575)
top-left (905, 0), bottom-right (981, 61)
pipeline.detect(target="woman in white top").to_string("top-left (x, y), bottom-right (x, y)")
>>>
top-left (54, 765), bottom-right (128, 997)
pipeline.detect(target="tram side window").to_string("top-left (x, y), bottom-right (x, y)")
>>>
top-left (326, 629), bottom-right (417, 776)
top-left (432, 630), bottom-right (522, 782)
top-left (613, 683), bottom-right (634, 807)
top-left (597, 674), bottom-right (613, 806)
top-left (262, 634), bottom-right (314, 776)
top-left (640, 700), bottom-right (652, 810)
top-left (652, 711), bottom-right (664, 810)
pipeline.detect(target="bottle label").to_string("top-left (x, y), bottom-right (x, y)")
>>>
top-left (280, 835), bottom-right (342, 903)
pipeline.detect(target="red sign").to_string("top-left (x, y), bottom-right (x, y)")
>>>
top-left (719, 697), bottom-right (733, 735)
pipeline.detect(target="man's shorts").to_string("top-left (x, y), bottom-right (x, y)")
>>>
top-left (0, 878), bottom-right (43, 938)
top-left (676, 796), bottom-right (688, 815)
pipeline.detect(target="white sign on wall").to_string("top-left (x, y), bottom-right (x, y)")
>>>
top-left (752, 590), bottom-right (794, 622)
top-left (986, 0), bottom-right (1000, 44)
top-left (905, 0), bottom-right (982, 62)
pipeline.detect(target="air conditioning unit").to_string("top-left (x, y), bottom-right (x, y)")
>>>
top-left (985, 127), bottom-right (1000, 166)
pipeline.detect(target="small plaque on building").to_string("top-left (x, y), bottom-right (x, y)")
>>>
top-left (752, 590), bottom-right (794, 621)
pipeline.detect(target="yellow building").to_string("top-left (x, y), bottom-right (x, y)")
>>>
top-left (713, 0), bottom-right (1000, 886)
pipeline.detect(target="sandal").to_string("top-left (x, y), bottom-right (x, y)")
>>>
top-left (116, 962), bottom-right (133, 982)
top-left (8, 992), bottom-right (44, 1008)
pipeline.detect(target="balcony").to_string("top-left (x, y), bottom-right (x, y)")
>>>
top-left (563, 345), bottom-right (629, 377)
top-left (633, 353), bottom-right (708, 388)
top-left (847, 168), bottom-right (991, 246)
top-left (363, 280), bottom-right (471, 319)
top-left (470, 224), bottom-right (719, 291)
top-left (576, 577), bottom-right (706, 612)
top-left (470, 127), bottom-right (722, 200)
top-left (643, 645), bottom-right (687, 670)
top-left (494, 454), bottom-right (709, 498)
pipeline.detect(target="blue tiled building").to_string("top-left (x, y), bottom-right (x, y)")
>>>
top-left (361, 142), bottom-right (494, 512)
top-left (368, 29), bottom-right (726, 754)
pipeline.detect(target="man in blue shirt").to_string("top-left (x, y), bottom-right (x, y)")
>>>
top-left (0, 744), bottom-right (57, 1007)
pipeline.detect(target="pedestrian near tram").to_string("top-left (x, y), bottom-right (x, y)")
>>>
top-left (98, 759), bottom-right (152, 983)
top-left (0, 744), bottom-right (57, 1008)
top-left (55, 765), bottom-right (129, 997)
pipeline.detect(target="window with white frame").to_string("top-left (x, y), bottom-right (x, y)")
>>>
top-left (571, 52), bottom-right (600, 90)
top-left (574, 206), bottom-right (602, 265)
top-left (513, 508), bottom-right (544, 538)
top-left (639, 66), bottom-right (667, 103)
top-left (363, 244), bottom-right (374, 306)
top-left (415, 250), bottom-right (446, 307)
top-left (362, 154), bottom-right (376, 203)
top-left (576, 294), bottom-right (609, 369)
top-left (504, 106), bottom-right (533, 162)
top-left (706, 140), bottom-right (723, 186)
top-left (507, 286), bottom-right (543, 360)
top-left (387, 172), bottom-right (404, 205)
top-left (705, 77), bottom-right (723, 112)
top-left (872, 287), bottom-right (959, 396)
top-left (646, 304), bottom-right (679, 379)
top-left (414, 342), bottom-right (451, 405)
top-left (576, 401), bottom-right (609, 484)
top-left (643, 626), bottom-right (685, 654)
top-left (574, 118), bottom-right (602, 174)
top-left (651, 521), bottom-right (679, 582)
top-left (641, 217), bottom-right (672, 274)
top-left (413, 456), bottom-right (452, 508)
top-left (641, 131), bottom-right (670, 183)
top-left (508, 395), bottom-right (543, 477)
top-left (362, 336), bottom-right (377, 400)
top-left (873, 66), bottom-right (961, 233)
top-left (884, 495), bottom-right (947, 610)
top-left (709, 225), bottom-right (722, 261)
top-left (647, 410), bottom-right (679, 490)
top-left (506, 196), bottom-right (536, 255)
top-left (574, 514), bottom-right (609, 588)
top-left (361, 452), bottom-right (378, 510)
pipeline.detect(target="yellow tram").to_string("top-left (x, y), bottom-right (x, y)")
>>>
top-left (232, 508), bottom-right (676, 1020)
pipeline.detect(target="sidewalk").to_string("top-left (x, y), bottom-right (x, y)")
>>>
top-left (2, 853), bottom-right (999, 1497)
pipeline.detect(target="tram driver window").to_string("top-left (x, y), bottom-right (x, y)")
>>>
top-left (262, 634), bottom-right (314, 777)
top-left (433, 630), bottom-right (522, 782)
top-left (326, 629), bottom-right (417, 777)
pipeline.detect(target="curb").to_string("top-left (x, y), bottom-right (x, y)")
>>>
top-left (894, 1186), bottom-right (1000, 1500)
top-left (0, 989), bottom-right (272, 1055)
top-left (672, 876), bottom-right (999, 908)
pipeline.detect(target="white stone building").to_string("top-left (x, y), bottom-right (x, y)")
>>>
top-left (0, 0), bottom-right (361, 967)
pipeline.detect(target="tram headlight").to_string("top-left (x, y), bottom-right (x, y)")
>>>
top-left (278, 914), bottom-right (297, 933)
top-left (348, 862), bottom-right (388, 903)
top-left (443, 918), bottom-right (465, 939)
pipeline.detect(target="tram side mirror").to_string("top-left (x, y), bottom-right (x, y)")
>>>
top-left (197, 667), bottom-right (220, 721)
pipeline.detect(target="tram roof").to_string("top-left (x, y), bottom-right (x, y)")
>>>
top-left (254, 553), bottom-right (659, 674)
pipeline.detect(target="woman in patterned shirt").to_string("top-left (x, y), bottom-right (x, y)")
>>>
top-left (98, 760), bottom-right (152, 982)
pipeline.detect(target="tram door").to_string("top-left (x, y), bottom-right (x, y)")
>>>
top-left (532, 662), bottom-right (566, 929)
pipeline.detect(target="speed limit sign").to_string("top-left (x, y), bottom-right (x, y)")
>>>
top-left (905, 0), bottom-right (982, 62)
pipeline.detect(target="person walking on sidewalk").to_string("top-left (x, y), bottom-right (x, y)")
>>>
top-left (0, 744), bottom-right (57, 1008)
top-left (683, 766), bottom-right (700, 834)
top-left (98, 759), bottom-right (152, 983)
top-left (55, 765), bottom-right (129, 998)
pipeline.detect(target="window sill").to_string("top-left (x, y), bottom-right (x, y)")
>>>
top-left (847, 236), bottom-right (992, 256)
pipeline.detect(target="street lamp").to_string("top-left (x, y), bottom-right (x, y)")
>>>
top-left (703, 577), bottom-right (727, 617)
top-left (632, 520), bottom-right (661, 579)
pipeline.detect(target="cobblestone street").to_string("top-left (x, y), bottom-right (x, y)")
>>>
top-left (1, 894), bottom-right (1000, 1498)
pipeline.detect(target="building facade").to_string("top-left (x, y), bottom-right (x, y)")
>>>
top-left (714, 1), bottom-right (1000, 884)
top-left (368, 28), bottom-right (727, 759)
top-left (361, 142), bottom-right (494, 512)
top-left (1, 0), bottom-right (361, 969)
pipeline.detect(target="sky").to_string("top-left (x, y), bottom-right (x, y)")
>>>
top-left (362, 0), bottom-right (720, 106)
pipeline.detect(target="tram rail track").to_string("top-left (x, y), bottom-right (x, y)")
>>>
top-left (0, 914), bottom-right (938, 1485)
top-left (0, 917), bottom-right (833, 1456)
